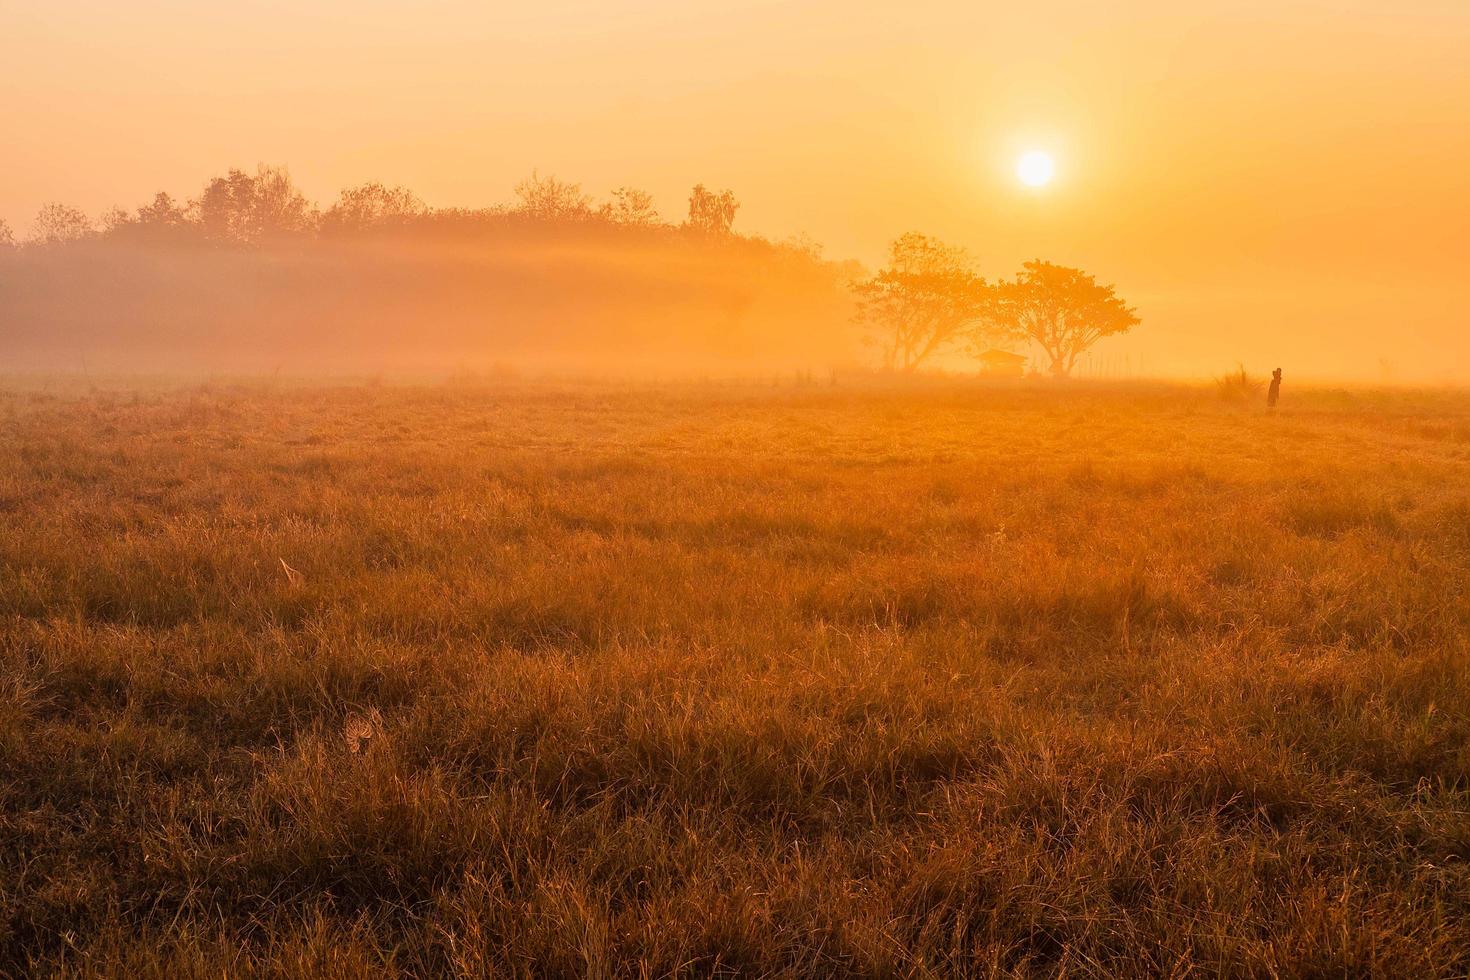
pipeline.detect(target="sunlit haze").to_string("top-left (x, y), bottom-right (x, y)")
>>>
top-left (1017, 152), bottom-right (1057, 189)
top-left (4, 0), bottom-right (1469, 379)
top-left (11, 5), bottom-right (1470, 971)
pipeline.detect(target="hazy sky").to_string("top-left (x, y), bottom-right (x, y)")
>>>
top-left (4, 1), bottom-right (1469, 379)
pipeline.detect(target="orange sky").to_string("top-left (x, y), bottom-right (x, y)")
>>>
top-left (4, 1), bottom-right (1468, 380)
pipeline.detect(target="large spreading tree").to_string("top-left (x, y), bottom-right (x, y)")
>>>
top-left (195, 165), bottom-right (315, 244)
top-left (986, 260), bottom-right (1139, 377)
top-left (855, 233), bottom-right (992, 372)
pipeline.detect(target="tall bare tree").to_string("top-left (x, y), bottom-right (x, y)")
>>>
top-left (513, 171), bottom-right (592, 221)
top-left (686, 185), bottom-right (738, 236)
top-left (603, 187), bottom-right (660, 226)
top-left (29, 204), bottom-right (94, 246)
top-left (321, 183), bottom-right (426, 234)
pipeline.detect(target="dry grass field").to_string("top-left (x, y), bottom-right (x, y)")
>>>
top-left (4, 378), bottom-right (1470, 977)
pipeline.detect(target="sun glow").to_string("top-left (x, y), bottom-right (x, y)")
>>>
top-left (1016, 150), bottom-right (1056, 187)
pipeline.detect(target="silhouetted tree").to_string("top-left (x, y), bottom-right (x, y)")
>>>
top-left (321, 183), bottom-right (426, 235)
top-left (603, 187), bottom-right (660, 226)
top-left (252, 166), bottom-right (316, 239)
top-left (985, 261), bottom-right (1139, 377)
top-left (100, 207), bottom-right (131, 234)
top-left (137, 192), bottom-right (188, 229)
top-left (855, 233), bottom-right (989, 372)
top-left (103, 192), bottom-right (194, 243)
top-left (194, 170), bottom-right (254, 242)
top-left (194, 165), bottom-right (315, 244)
top-left (686, 185), bottom-right (738, 236)
top-left (781, 232), bottom-right (823, 260)
top-left (29, 204), bottom-right (94, 246)
top-left (0, 219), bottom-right (14, 248)
top-left (513, 171), bottom-right (592, 221)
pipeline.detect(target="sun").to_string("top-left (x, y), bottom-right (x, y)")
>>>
top-left (1016, 150), bottom-right (1056, 188)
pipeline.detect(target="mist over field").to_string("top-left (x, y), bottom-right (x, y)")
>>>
top-left (0, 196), bottom-right (858, 377)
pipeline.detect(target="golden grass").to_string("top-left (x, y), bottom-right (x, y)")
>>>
top-left (3, 378), bottom-right (1470, 976)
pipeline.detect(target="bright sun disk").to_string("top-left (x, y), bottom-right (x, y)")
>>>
top-left (1017, 150), bottom-right (1055, 187)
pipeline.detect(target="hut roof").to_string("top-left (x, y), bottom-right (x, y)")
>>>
top-left (976, 348), bottom-right (1026, 363)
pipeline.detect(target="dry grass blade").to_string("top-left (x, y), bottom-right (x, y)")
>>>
top-left (278, 557), bottom-right (305, 588)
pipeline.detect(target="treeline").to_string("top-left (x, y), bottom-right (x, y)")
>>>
top-left (0, 166), bottom-right (1140, 378)
top-left (0, 166), bottom-right (770, 250)
top-left (0, 166), bottom-right (859, 374)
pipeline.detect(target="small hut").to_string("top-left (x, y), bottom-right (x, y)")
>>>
top-left (976, 348), bottom-right (1027, 379)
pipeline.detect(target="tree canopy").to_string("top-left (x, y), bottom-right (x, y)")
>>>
top-left (513, 171), bottom-right (592, 222)
top-left (857, 235), bottom-right (1139, 377)
top-left (603, 187), bottom-right (660, 227)
top-left (853, 233), bottom-right (991, 372)
top-left (986, 261), bottom-right (1140, 377)
top-left (29, 204), bottom-right (94, 246)
top-left (686, 185), bottom-right (739, 236)
top-left (195, 165), bottom-right (315, 244)
top-left (321, 183), bottom-right (426, 235)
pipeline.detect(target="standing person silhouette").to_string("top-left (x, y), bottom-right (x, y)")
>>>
top-left (1267, 368), bottom-right (1282, 409)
